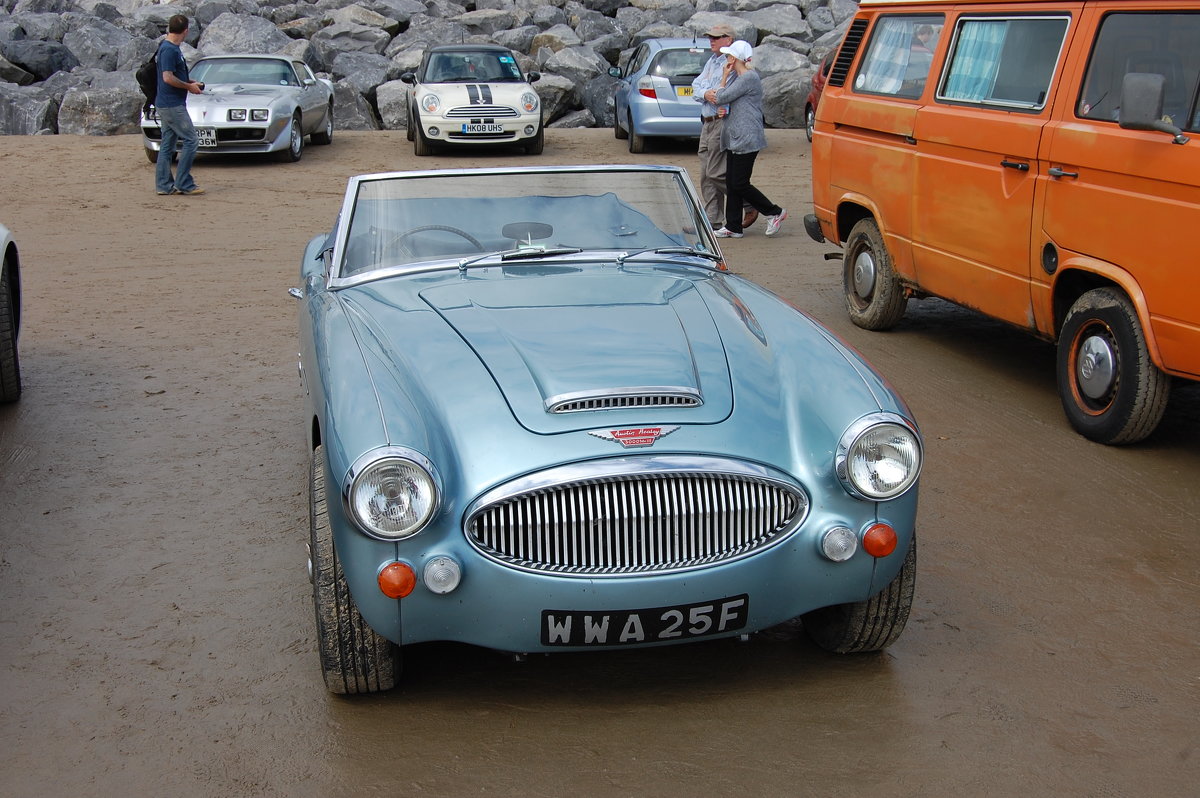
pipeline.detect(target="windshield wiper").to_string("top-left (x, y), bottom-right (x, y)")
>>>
top-left (617, 246), bottom-right (724, 265)
top-left (458, 246), bottom-right (583, 271)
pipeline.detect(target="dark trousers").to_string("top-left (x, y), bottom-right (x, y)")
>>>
top-left (724, 150), bottom-right (782, 233)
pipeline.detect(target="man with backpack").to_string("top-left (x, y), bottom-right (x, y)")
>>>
top-left (154, 15), bottom-right (205, 196)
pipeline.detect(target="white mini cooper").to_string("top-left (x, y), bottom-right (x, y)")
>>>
top-left (401, 44), bottom-right (543, 156)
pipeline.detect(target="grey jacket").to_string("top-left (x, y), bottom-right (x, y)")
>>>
top-left (713, 68), bottom-right (767, 154)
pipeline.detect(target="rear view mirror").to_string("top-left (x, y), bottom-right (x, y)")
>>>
top-left (1119, 73), bottom-right (1189, 144)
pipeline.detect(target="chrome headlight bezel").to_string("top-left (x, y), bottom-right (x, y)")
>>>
top-left (835, 413), bottom-right (922, 501)
top-left (420, 93), bottom-right (441, 113)
top-left (343, 447), bottom-right (441, 540)
top-left (520, 91), bottom-right (539, 113)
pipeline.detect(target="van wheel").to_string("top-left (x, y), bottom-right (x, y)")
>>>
top-left (804, 536), bottom-right (915, 653)
top-left (310, 445), bottom-right (400, 693)
top-left (805, 104), bottom-right (815, 142)
top-left (627, 113), bottom-right (646, 154)
top-left (1056, 288), bottom-right (1169, 445)
top-left (843, 218), bottom-right (906, 330)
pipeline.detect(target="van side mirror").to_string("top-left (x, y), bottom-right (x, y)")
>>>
top-left (1118, 72), bottom-right (1189, 144)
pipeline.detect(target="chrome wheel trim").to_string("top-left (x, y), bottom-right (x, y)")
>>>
top-left (852, 249), bottom-right (877, 298)
top-left (1077, 332), bottom-right (1117, 401)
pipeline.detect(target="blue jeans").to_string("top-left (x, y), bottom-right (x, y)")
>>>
top-left (155, 104), bottom-right (198, 193)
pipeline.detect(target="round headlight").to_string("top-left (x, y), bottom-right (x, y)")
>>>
top-left (420, 93), bottom-right (440, 113)
top-left (520, 91), bottom-right (539, 113)
top-left (347, 451), bottom-right (439, 539)
top-left (837, 415), bottom-right (922, 500)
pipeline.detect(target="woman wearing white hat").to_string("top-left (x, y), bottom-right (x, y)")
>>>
top-left (703, 40), bottom-right (787, 239)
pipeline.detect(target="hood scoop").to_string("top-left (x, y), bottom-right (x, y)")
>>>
top-left (547, 388), bottom-right (702, 414)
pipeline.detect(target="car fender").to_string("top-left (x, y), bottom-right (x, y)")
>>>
top-left (1050, 253), bottom-right (1164, 369)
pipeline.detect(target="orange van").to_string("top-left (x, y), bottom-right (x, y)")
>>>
top-left (805, 0), bottom-right (1200, 444)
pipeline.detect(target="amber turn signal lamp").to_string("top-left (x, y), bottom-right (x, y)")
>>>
top-left (862, 523), bottom-right (898, 558)
top-left (378, 562), bottom-right (416, 598)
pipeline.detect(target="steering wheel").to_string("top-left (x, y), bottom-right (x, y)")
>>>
top-left (386, 225), bottom-right (485, 259)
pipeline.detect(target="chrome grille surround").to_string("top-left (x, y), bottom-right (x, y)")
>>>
top-left (464, 456), bottom-right (808, 577)
top-left (546, 387), bottom-right (703, 414)
top-left (446, 105), bottom-right (519, 118)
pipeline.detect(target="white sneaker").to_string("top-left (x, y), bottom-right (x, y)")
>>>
top-left (714, 227), bottom-right (743, 238)
top-left (764, 208), bottom-right (788, 237)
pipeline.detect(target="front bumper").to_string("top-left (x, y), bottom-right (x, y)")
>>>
top-left (141, 112), bottom-right (292, 155)
top-left (417, 111), bottom-right (541, 145)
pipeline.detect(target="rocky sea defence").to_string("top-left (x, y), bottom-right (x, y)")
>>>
top-left (0, 0), bottom-right (857, 135)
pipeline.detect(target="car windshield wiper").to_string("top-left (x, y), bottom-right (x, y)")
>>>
top-left (458, 246), bottom-right (583, 271)
top-left (616, 246), bottom-right (724, 264)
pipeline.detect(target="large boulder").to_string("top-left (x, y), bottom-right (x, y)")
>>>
top-left (62, 18), bottom-right (134, 71)
top-left (531, 71), bottom-right (576, 124)
top-left (375, 78), bottom-right (408, 129)
top-left (760, 68), bottom-right (808, 128)
top-left (331, 50), bottom-right (399, 101)
top-left (197, 13), bottom-right (292, 55)
top-left (0, 83), bottom-right (59, 133)
top-left (0, 51), bottom-right (36, 85)
top-left (332, 78), bottom-right (381, 130)
top-left (0, 39), bottom-right (80, 80)
top-left (57, 84), bottom-right (143, 134)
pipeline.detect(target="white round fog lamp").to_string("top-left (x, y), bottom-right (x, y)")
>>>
top-left (821, 526), bottom-right (858, 562)
top-left (348, 454), bottom-right (438, 540)
top-left (423, 556), bottom-right (462, 595)
top-left (837, 416), bottom-right (922, 501)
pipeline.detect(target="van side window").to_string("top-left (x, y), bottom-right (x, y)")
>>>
top-left (1077, 12), bottom-right (1200, 132)
top-left (939, 16), bottom-right (1069, 110)
top-left (854, 15), bottom-right (944, 99)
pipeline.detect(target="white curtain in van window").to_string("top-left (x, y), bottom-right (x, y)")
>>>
top-left (943, 20), bottom-right (1007, 102)
top-left (859, 18), bottom-right (917, 94)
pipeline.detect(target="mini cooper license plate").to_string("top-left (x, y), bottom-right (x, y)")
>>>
top-left (197, 127), bottom-right (217, 147)
top-left (461, 123), bottom-right (504, 134)
top-left (541, 594), bottom-right (748, 646)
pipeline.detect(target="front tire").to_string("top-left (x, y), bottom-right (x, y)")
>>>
top-left (144, 146), bottom-right (158, 164)
top-left (0, 258), bottom-right (20, 403)
top-left (413, 116), bottom-right (433, 156)
top-left (278, 112), bottom-right (303, 162)
top-left (843, 218), bottom-right (907, 331)
top-left (524, 121), bottom-right (544, 155)
top-left (805, 104), bottom-right (815, 142)
top-left (1057, 287), bottom-right (1169, 444)
top-left (309, 445), bottom-right (400, 694)
top-left (803, 536), bottom-right (916, 653)
top-left (311, 105), bottom-right (333, 145)
top-left (627, 113), bottom-right (646, 154)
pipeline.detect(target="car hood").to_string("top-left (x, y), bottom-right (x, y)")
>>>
top-left (337, 266), bottom-right (892, 443)
top-left (418, 271), bottom-right (733, 433)
top-left (190, 85), bottom-right (292, 105)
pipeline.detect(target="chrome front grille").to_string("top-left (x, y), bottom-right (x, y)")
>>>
top-left (446, 105), bottom-right (518, 118)
top-left (466, 460), bottom-right (807, 576)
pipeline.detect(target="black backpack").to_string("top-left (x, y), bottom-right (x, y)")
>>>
top-left (135, 45), bottom-right (160, 116)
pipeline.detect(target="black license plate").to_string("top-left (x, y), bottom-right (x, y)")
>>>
top-left (541, 594), bottom-right (748, 646)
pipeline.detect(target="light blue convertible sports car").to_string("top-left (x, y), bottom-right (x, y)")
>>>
top-left (293, 165), bottom-right (923, 693)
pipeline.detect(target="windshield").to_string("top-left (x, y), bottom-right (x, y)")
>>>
top-left (421, 50), bottom-right (524, 83)
top-left (336, 167), bottom-right (715, 279)
top-left (191, 58), bottom-right (299, 86)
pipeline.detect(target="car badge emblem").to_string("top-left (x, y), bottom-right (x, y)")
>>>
top-left (589, 426), bottom-right (679, 448)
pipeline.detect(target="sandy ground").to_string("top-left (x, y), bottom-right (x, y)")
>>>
top-left (0, 129), bottom-right (1197, 797)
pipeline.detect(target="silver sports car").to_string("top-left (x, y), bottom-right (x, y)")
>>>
top-left (140, 54), bottom-right (334, 163)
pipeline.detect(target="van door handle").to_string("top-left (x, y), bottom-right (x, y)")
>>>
top-left (1048, 167), bottom-right (1079, 179)
top-left (1000, 160), bottom-right (1029, 171)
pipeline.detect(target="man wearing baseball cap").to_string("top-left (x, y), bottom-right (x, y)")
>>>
top-left (691, 23), bottom-right (757, 230)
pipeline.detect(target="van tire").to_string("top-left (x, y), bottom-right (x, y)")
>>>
top-left (310, 445), bottom-right (400, 693)
top-left (803, 535), bottom-right (915, 653)
top-left (1057, 288), bottom-right (1169, 445)
top-left (805, 104), bottom-right (815, 142)
top-left (843, 218), bottom-right (906, 330)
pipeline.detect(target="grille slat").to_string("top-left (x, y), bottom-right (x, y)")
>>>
top-left (549, 393), bottom-right (701, 413)
top-left (468, 471), bottom-right (806, 575)
top-left (446, 105), bottom-right (519, 118)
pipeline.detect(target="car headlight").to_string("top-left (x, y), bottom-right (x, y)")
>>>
top-left (836, 413), bottom-right (922, 500)
top-left (228, 108), bottom-right (246, 121)
top-left (520, 91), bottom-right (539, 113)
top-left (251, 109), bottom-right (269, 122)
top-left (420, 93), bottom-right (440, 113)
top-left (345, 448), bottom-right (439, 540)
